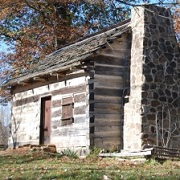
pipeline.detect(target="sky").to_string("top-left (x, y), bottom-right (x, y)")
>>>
top-left (0, 43), bottom-right (9, 54)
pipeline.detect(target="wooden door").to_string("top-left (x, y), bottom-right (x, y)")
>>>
top-left (40, 96), bottom-right (51, 145)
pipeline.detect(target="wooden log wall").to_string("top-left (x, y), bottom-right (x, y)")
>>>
top-left (9, 32), bottom-right (131, 153)
top-left (10, 71), bottom-right (90, 153)
top-left (88, 33), bottom-right (131, 151)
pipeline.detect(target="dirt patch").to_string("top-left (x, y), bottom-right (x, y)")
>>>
top-left (0, 144), bottom-right (57, 156)
top-left (0, 148), bottom-right (30, 156)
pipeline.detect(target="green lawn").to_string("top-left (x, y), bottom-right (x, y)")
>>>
top-left (0, 151), bottom-right (179, 180)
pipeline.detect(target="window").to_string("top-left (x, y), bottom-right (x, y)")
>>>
top-left (61, 96), bottom-right (74, 126)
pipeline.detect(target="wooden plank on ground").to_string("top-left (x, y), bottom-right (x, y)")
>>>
top-left (152, 146), bottom-right (180, 159)
top-left (99, 149), bottom-right (152, 157)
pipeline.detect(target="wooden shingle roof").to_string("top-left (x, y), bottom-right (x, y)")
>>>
top-left (3, 19), bottom-right (131, 87)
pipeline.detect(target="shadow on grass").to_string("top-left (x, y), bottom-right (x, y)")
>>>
top-left (0, 152), bottom-right (57, 165)
top-left (45, 171), bottom-right (180, 180)
top-left (38, 171), bottom-right (106, 180)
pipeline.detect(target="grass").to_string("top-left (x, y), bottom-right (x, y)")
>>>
top-left (0, 151), bottom-right (179, 180)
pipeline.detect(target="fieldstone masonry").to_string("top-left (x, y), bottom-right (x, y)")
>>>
top-left (124, 5), bottom-right (180, 150)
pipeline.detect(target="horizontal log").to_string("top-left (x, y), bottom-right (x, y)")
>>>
top-left (74, 93), bottom-right (86, 103)
top-left (94, 74), bottom-right (123, 81)
top-left (52, 128), bottom-right (88, 137)
top-left (51, 120), bottom-right (61, 129)
top-left (95, 113), bottom-right (122, 120)
top-left (51, 109), bottom-right (61, 118)
top-left (94, 102), bottom-right (122, 110)
top-left (94, 78), bottom-right (124, 89)
top-left (92, 131), bottom-right (121, 138)
top-left (94, 141), bottom-right (122, 151)
top-left (74, 105), bottom-right (86, 115)
top-left (52, 84), bottom-right (86, 96)
top-left (90, 100), bottom-right (122, 106)
top-left (94, 72), bottom-right (125, 80)
top-left (52, 135), bottom-right (88, 147)
top-left (94, 138), bottom-right (121, 145)
top-left (95, 87), bottom-right (124, 97)
top-left (93, 55), bottom-right (126, 66)
top-left (93, 95), bottom-right (122, 104)
top-left (52, 100), bottom-right (62, 108)
top-left (13, 96), bottom-right (39, 107)
top-left (99, 49), bottom-right (129, 58)
top-left (95, 125), bottom-right (121, 132)
top-left (74, 115), bottom-right (86, 124)
top-left (94, 108), bottom-right (122, 114)
top-left (95, 65), bottom-right (126, 76)
top-left (94, 119), bottom-right (121, 126)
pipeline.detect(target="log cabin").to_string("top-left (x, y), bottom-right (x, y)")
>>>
top-left (2, 5), bottom-right (180, 153)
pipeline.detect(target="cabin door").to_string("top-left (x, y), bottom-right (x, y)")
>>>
top-left (40, 96), bottom-right (51, 145)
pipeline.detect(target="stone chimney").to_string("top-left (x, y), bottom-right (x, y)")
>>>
top-left (124, 5), bottom-right (180, 151)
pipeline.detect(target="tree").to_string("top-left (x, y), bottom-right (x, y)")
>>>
top-left (0, 0), bottom-right (135, 76)
top-left (0, 0), bottom-right (82, 74)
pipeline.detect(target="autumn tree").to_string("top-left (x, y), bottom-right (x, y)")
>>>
top-left (0, 0), bottom-right (82, 74)
top-left (0, 0), bottom-right (138, 91)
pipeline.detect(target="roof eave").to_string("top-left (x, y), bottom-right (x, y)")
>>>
top-left (3, 19), bottom-right (131, 87)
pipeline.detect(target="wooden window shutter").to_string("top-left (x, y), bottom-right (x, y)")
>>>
top-left (61, 96), bottom-right (74, 126)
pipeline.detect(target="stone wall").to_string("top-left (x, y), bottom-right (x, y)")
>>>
top-left (124, 5), bottom-right (180, 150)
